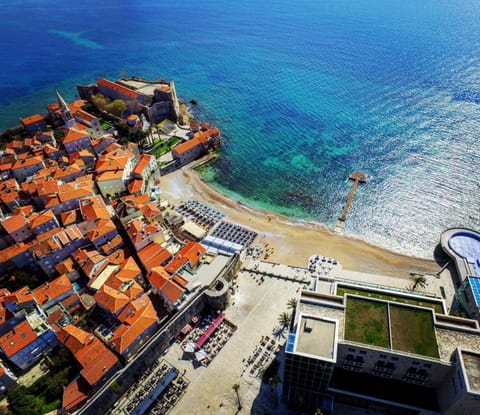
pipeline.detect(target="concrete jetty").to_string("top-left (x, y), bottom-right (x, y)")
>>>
top-left (334, 170), bottom-right (368, 233)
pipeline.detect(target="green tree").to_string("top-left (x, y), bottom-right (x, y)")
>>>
top-left (287, 298), bottom-right (298, 311)
top-left (409, 274), bottom-right (427, 291)
top-left (106, 99), bottom-right (126, 117)
top-left (278, 312), bottom-right (290, 329)
top-left (7, 386), bottom-right (42, 415)
top-left (232, 383), bottom-right (242, 410)
top-left (314, 408), bottom-right (324, 415)
top-left (91, 93), bottom-right (110, 112)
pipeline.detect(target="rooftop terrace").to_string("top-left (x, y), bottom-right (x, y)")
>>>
top-left (337, 284), bottom-right (444, 314)
top-left (295, 315), bottom-right (337, 360)
top-left (345, 296), bottom-right (439, 358)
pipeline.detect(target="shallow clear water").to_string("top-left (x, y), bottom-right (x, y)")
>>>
top-left (1, 0), bottom-right (480, 258)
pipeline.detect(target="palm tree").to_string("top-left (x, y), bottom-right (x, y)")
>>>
top-left (409, 274), bottom-right (427, 291)
top-left (287, 298), bottom-right (298, 331)
top-left (278, 312), bottom-right (290, 329)
top-left (287, 298), bottom-right (298, 310)
top-left (314, 408), bottom-right (324, 415)
top-left (232, 383), bottom-right (242, 410)
top-left (268, 375), bottom-right (281, 406)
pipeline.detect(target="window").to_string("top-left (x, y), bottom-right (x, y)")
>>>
top-left (359, 350), bottom-right (367, 355)
top-left (412, 361), bottom-right (420, 366)
top-left (391, 356), bottom-right (399, 361)
top-left (380, 354), bottom-right (387, 358)
top-left (348, 348), bottom-right (356, 352)
top-left (424, 363), bottom-right (432, 368)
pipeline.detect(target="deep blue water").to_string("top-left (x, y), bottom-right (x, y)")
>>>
top-left (1, 0), bottom-right (480, 258)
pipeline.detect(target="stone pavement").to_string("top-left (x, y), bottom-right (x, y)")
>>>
top-left (165, 269), bottom-right (304, 415)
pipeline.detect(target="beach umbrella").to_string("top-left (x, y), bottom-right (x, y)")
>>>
top-left (184, 341), bottom-right (196, 353)
top-left (195, 349), bottom-right (208, 361)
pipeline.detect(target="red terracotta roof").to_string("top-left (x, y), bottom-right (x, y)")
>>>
top-left (79, 195), bottom-right (110, 221)
top-left (53, 164), bottom-right (81, 180)
top-left (194, 127), bottom-right (220, 143)
top-left (96, 170), bottom-right (124, 181)
top-left (159, 279), bottom-right (184, 304)
top-left (75, 109), bottom-right (97, 123)
top-left (60, 209), bottom-right (81, 226)
top-left (137, 242), bottom-right (172, 272)
top-left (110, 295), bottom-right (158, 355)
top-left (128, 179), bottom-right (143, 194)
top-left (140, 202), bottom-right (161, 219)
top-left (94, 285), bottom-right (130, 315)
top-left (0, 320), bottom-right (37, 357)
top-left (107, 248), bottom-right (125, 265)
top-left (97, 78), bottom-right (139, 99)
top-left (132, 154), bottom-right (153, 176)
top-left (30, 209), bottom-right (56, 229)
top-left (96, 156), bottom-right (129, 172)
top-left (20, 114), bottom-right (44, 125)
top-left (165, 242), bottom-right (206, 274)
top-left (63, 128), bottom-right (90, 144)
top-left (114, 256), bottom-right (141, 280)
top-left (14, 205), bottom-right (33, 216)
top-left (11, 156), bottom-right (44, 170)
top-left (3, 286), bottom-right (34, 305)
top-left (104, 274), bottom-right (143, 299)
top-left (1, 214), bottom-right (29, 234)
top-left (63, 377), bottom-right (90, 411)
top-left (87, 218), bottom-right (116, 242)
top-left (173, 137), bottom-right (202, 155)
top-left (68, 99), bottom-right (88, 114)
top-left (36, 179), bottom-right (59, 197)
top-left (57, 324), bottom-right (119, 386)
top-left (33, 274), bottom-right (73, 307)
top-left (55, 258), bottom-right (76, 274)
top-left (147, 267), bottom-right (170, 291)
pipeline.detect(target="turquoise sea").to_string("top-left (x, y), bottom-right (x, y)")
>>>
top-left (1, 0), bottom-right (480, 258)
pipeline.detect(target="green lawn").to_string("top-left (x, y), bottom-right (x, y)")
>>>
top-left (337, 286), bottom-right (443, 314)
top-left (389, 305), bottom-right (439, 358)
top-left (154, 136), bottom-right (182, 157)
top-left (344, 297), bottom-right (390, 348)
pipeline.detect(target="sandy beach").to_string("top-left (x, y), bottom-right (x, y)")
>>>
top-left (159, 159), bottom-right (439, 279)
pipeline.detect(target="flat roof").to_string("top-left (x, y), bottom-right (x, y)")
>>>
top-left (295, 314), bottom-right (336, 360)
top-left (88, 264), bottom-right (119, 291)
top-left (186, 254), bottom-right (232, 291)
top-left (461, 351), bottom-right (480, 394)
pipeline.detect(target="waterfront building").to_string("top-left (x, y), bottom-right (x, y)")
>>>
top-left (96, 78), bottom-right (146, 105)
top-left (171, 127), bottom-right (220, 167)
top-left (441, 228), bottom-right (480, 321)
top-left (20, 114), bottom-right (45, 136)
top-left (282, 281), bottom-right (480, 415)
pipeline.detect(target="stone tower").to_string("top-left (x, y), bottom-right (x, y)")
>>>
top-left (56, 90), bottom-right (76, 128)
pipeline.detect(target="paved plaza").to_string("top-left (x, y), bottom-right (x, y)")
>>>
top-left (165, 268), bottom-right (305, 415)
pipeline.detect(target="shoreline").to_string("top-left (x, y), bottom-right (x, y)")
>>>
top-left (159, 159), bottom-right (439, 278)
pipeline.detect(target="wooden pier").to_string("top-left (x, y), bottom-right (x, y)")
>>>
top-left (334, 171), bottom-right (368, 233)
